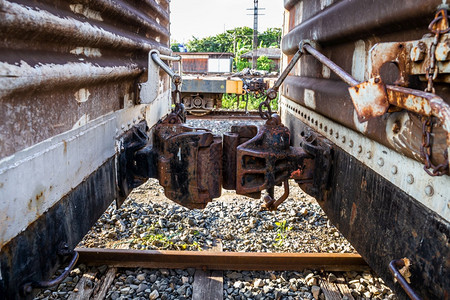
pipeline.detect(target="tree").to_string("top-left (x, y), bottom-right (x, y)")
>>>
top-left (257, 56), bottom-right (272, 71)
top-left (171, 42), bottom-right (180, 52)
top-left (258, 28), bottom-right (282, 48)
top-left (185, 27), bottom-right (281, 53)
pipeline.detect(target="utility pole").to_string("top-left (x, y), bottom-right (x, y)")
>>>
top-left (247, 0), bottom-right (265, 69)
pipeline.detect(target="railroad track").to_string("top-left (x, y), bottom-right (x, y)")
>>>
top-left (59, 247), bottom-right (371, 300)
top-left (76, 248), bottom-right (368, 272)
top-left (186, 110), bottom-right (261, 120)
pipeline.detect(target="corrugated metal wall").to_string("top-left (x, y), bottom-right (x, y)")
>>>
top-left (0, 0), bottom-right (171, 159)
top-left (0, 1), bottom-right (172, 298)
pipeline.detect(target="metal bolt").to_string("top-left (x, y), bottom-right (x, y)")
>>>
top-left (407, 174), bottom-right (414, 184)
top-left (341, 136), bottom-right (346, 143)
top-left (436, 40), bottom-right (450, 61)
top-left (349, 140), bottom-right (354, 147)
top-left (425, 185), bottom-right (434, 196)
top-left (410, 42), bottom-right (426, 62)
top-left (366, 151), bottom-right (372, 159)
top-left (357, 146), bottom-right (362, 153)
top-left (377, 158), bottom-right (384, 166)
top-left (391, 166), bottom-right (398, 174)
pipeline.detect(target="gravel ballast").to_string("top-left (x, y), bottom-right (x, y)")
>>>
top-left (35, 119), bottom-right (397, 300)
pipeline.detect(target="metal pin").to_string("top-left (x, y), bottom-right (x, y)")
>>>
top-left (377, 158), bottom-right (384, 166)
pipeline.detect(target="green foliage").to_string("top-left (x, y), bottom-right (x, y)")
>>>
top-left (127, 225), bottom-right (202, 251)
top-left (222, 94), bottom-right (278, 111)
top-left (257, 56), bottom-right (272, 71)
top-left (171, 42), bottom-right (180, 52)
top-left (274, 219), bottom-right (292, 247)
top-left (258, 28), bottom-right (282, 48)
top-left (186, 27), bottom-right (281, 54)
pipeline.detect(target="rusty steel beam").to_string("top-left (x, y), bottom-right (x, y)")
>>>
top-left (76, 248), bottom-right (369, 272)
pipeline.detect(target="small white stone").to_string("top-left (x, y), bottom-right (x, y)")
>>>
top-left (136, 274), bottom-right (146, 281)
top-left (149, 290), bottom-right (159, 300)
top-left (253, 278), bottom-right (263, 288)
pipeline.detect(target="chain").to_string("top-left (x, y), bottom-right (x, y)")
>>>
top-left (420, 8), bottom-right (449, 176)
top-left (258, 96), bottom-right (273, 119)
top-left (420, 116), bottom-right (449, 176)
top-left (170, 75), bottom-right (186, 123)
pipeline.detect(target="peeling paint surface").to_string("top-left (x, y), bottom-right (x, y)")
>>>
top-left (352, 40), bottom-right (366, 82)
top-left (303, 88), bottom-right (316, 109)
top-left (69, 4), bottom-right (103, 21)
top-left (70, 47), bottom-right (102, 57)
top-left (74, 88), bottom-right (91, 103)
top-left (0, 60), bottom-right (140, 99)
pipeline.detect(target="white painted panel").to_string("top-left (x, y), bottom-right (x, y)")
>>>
top-left (208, 58), bottom-right (231, 73)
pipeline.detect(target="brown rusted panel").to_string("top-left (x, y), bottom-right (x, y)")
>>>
top-left (182, 58), bottom-right (209, 73)
top-left (0, 0), bottom-right (171, 160)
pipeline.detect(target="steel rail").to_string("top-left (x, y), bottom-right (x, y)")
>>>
top-left (186, 110), bottom-right (261, 120)
top-left (76, 248), bottom-right (369, 272)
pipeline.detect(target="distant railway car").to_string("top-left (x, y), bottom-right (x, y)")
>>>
top-left (280, 0), bottom-right (449, 298)
top-left (0, 1), bottom-right (172, 298)
top-left (178, 75), bottom-right (244, 114)
top-left (172, 52), bottom-right (234, 74)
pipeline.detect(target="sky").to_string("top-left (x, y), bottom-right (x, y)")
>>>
top-left (170, 0), bottom-right (285, 43)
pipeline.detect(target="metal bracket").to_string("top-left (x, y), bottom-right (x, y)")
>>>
top-left (139, 50), bottom-right (182, 104)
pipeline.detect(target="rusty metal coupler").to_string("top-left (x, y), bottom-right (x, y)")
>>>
top-left (118, 110), bottom-right (332, 210)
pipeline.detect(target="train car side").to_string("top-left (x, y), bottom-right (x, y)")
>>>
top-left (0, 1), bottom-right (172, 298)
top-left (280, 0), bottom-right (449, 299)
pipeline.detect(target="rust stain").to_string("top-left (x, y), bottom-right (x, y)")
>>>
top-left (360, 178), bottom-right (367, 190)
top-left (35, 191), bottom-right (44, 202)
top-left (63, 140), bottom-right (67, 154)
top-left (350, 202), bottom-right (357, 226)
top-left (392, 120), bottom-right (401, 134)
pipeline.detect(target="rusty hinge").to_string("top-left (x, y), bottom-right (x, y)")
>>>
top-left (117, 111), bottom-right (332, 210)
